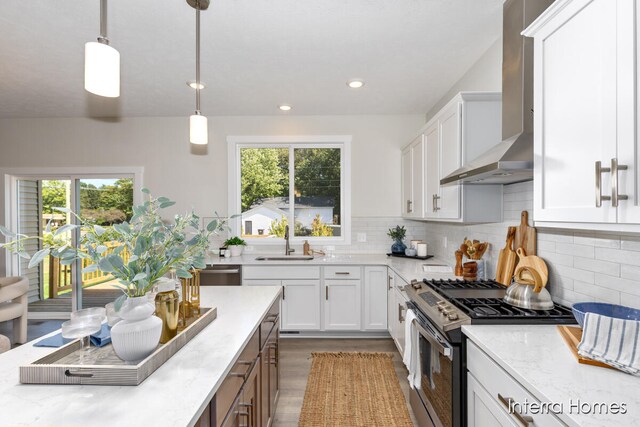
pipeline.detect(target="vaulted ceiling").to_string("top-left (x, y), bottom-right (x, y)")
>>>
top-left (0, 0), bottom-right (502, 118)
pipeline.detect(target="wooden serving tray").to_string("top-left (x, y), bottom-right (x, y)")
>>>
top-left (20, 307), bottom-right (217, 386)
top-left (556, 325), bottom-right (615, 370)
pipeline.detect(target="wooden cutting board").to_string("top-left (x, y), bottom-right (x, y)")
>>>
top-left (556, 325), bottom-right (615, 370)
top-left (495, 226), bottom-right (517, 286)
top-left (514, 211), bottom-right (536, 257)
top-left (514, 248), bottom-right (549, 290)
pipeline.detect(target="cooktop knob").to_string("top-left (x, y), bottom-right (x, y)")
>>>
top-left (447, 313), bottom-right (459, 321)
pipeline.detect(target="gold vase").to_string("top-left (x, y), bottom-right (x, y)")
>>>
top-left (178, 269), bottom-right (201, 330)
top-left (155, 288), bottom-right (179, 344)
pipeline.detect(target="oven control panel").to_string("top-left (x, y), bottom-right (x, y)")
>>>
top-left (405, 285), bottom-right (470, 331)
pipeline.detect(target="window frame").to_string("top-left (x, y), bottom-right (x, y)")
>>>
top-left (228, 135), bottom-right (351, 245)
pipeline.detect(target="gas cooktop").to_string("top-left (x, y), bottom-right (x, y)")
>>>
top-left (404, 278), bottom-right (576, 334)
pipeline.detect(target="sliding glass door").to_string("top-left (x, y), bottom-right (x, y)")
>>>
top-left (9, 174), bottom-right (135, 317)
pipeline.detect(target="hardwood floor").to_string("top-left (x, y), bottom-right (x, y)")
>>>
top-left (273, 338), bottom-right (417, 427)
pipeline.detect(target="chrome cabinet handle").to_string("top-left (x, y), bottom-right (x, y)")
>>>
top-left (334, 272), bottom-right (351, 275)
top-left (326, 286), bottom-right (329, 300)
top-left (398, 303), bottom-right (405, 322)
top-left (611, 158), bottom-right (628, 207)
top-left (387, 275), bottom-right (392, 290)
top-left (264, 314), bottom-right (278, 323)
top-left (434, 194), bottom-right (440, 211)
top-left (407, 199), bottom-right (413, 213)
top-left (595, 161), bottom-right (611, 207)
top-left (498, 393), bottom-right (534, 426)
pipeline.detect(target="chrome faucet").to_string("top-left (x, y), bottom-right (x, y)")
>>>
top-left (284, 225), bottom-right (295, 255)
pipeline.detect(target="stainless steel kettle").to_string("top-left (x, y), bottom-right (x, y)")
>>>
top-left (503, 264), bottom-right (554, 310)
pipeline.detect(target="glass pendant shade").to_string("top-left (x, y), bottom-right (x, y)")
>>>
top-left (84, 41), bottom-right (120, 98)
top-left (189, 114), bottom-right (208, 145)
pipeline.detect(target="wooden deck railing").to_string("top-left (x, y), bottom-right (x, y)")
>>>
top-left (48, 242), bottom-right (130, 298)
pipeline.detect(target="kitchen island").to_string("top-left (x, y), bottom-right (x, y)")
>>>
top-left (0, 285), bottom-right (282, 427)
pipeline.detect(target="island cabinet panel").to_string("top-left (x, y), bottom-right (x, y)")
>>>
top-left (199, 295), bottom-right (281, 427)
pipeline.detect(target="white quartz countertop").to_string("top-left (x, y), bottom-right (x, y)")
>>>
top-left (0, 286), bottom-right (282, 427)
top-left (463, 325), bottom-right (640, 427)
top-left (207, 253), bottom-right (457, 283)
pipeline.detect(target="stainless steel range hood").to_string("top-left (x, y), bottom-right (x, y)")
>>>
top-left (441, 0), bottom-right (553, 185)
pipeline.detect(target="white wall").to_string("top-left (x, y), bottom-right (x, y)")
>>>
top-left (425, 37), bottom-right (502, 122)
top-left (0, 114), bottom-right (423, 274)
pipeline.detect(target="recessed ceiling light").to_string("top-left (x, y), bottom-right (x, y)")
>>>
top-left (279, 105), bottom-right (292, 111)
top-left (187, 80), bottom-right (206, 90)
top-left (347, 80), bottom-right (364, 89)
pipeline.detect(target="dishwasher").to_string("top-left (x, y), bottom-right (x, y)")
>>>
top-left (199, 264), bottom-right (242, 286)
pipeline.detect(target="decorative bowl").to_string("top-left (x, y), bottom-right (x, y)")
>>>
top-left (572, 302), bottom-right (640, 328)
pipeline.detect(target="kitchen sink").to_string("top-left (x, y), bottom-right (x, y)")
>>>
top-left (255, 256), bottom-right (315, 261)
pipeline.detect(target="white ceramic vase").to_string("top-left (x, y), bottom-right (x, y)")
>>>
top-left (229, 245), bottom-right (243, 257)
top-left (111, 295), bottom-right (162, 362)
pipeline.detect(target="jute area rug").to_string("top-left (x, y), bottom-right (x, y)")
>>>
top-left (299, 352), bottom-right (414, 427)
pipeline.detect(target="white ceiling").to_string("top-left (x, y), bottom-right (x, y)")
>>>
top-left (0, 0), bottom-right (502, 118)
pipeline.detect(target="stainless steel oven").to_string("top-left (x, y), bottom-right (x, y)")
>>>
top-left (408, 301), bottom-right (463, 427)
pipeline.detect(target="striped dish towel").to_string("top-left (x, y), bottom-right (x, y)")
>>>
top-left (577, 312), bottom-right (640, 375)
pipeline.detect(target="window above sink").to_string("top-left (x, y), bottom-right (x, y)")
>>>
top-left (228, 135), bottom-right (352, 245)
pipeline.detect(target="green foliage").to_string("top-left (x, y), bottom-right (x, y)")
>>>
top-left (0, 190), bottom-right (230, 299)
top-left (42, 180), bottom-right (67, 215)
top-left (310, 214), bottom-right (333, 237)
top-left (240, 148), bottom-right (288, 212)
top-left (224, 236), bottom-right (246, 246)
top-left (269, 216), bottom-right (306, 237)
top-left (387, 225), bottom-right (406, 241)
top-left (294, 148), bottom-right (341, 217)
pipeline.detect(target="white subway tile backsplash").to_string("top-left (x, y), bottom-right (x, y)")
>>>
top-left (573, 256), bottom-right (620, 277)
top-left (555, 242), bottom-right (595, 258)
top-left (595, 247), bottom-right (640, 267)
top-left (420, 181), bottom-right (640, 309)
top-left (594, 274), bottom-right (640, 297)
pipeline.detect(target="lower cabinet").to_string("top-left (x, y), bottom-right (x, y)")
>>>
top-left (363, 266), bottom-right (388, 331)
top-left (195, 297), bottom-right (281, 427)
top-left (387, 272), bottom-right (408, 357)
top-left (466, 340), bottom-right (564, 427)
top-left (282, 280), bottom-right (321, 330)
top-left (324, 279), bottom-right (361, 330)
top-left (244, 265), bottom-right (388, 333)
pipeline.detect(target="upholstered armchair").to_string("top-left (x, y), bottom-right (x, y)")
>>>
top-left (0, 334), bottom-right (9, 353)
top-left (0, 277), bottom-right (29, 344)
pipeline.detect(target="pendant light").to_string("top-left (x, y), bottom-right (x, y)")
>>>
top-left (85, 0), bottom-right (120, 98)
top-left (188, 0), bottom-right (209, 145)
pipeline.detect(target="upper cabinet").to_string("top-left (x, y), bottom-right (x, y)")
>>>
top-left (403, 92), bottom-right (503, 223)
top-left (524, 0), bottom-right (640, 231)
top-left (401, 134), bottom-right (425, 218)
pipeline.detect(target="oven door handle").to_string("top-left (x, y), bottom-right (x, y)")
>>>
top-left (414, 320), bottom-right (453, 360)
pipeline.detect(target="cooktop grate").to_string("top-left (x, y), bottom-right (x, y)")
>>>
top-left (452, 297), bottom-right (575, 320)
top-left (424, 278), bottom-right (505, 290)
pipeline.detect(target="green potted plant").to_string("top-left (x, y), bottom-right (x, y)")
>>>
top-left (224, 236), bottom-right (246, 257)
top-left (387, 225), bottom-right (407, 254)
top-left (0, 189), bottom-right (229, 361)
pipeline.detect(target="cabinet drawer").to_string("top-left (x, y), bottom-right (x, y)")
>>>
top-left (214, 330), bottom-right (260, 427)
top-left (466, 341), bottom-right (564, 427)
top-left (324, 266), bottom-right (361, 279)
top-left (260, 297), bottom-right (280, 350)
top-left (243, 266), bottom-right (320, 280)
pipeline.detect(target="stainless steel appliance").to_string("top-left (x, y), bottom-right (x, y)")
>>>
top-left (200, 265), bottom-right (242, 286)
top-left (440, 0), bottom-right (555, 186)
top-left (405, 278), bottom-right (575, 427)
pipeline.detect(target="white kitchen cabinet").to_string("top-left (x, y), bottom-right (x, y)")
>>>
top-left (404, 92), bottom-right (503, 223)
top-left (324, 279), bottom-right (361, 330)
top-left (466, 340), bottom-right (564, 427)
top-left (387, 272), bottom-right (409, 357)
top-left (401, 134), bottom-right (425, 218)
top-left (282, 279), bottom-right (321, 330)
top-left (467, 374), bottom-right (518, 427)
top-left (524, 0), bottom-right (640, 230)
top-left (363, 266), bottom-right (388, 331)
